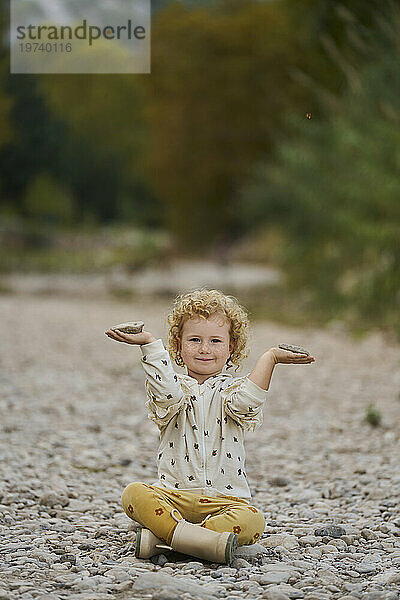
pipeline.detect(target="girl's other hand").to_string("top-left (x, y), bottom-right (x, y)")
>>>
top-left (104, 329), bottom-right (156, 345)
top-left (269, 347), bottom-right (315, 365)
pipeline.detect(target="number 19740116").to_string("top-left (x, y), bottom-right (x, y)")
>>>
top-left (20, 42), bottom-right (72, 53)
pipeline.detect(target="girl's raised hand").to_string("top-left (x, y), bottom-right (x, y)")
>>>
top-left (269, 347), bottom-right (315, 365)
top-left (104, 329), bottom-right (156, 346)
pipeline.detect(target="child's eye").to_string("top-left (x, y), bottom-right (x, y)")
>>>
top-left (188, 338), bottom-right (221, 343)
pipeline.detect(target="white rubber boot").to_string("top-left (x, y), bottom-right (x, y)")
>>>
top-left (169, 509), bottom-right (238, 564)
top-left (135, 528), bottom-right (172, 559)
top-left (134, 511), bottom-right (210, 559)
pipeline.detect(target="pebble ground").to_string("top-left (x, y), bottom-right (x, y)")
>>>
top-left (1, 289), bottom-right (399, 600)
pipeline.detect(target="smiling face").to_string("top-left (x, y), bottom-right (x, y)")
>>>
top-left (178, 313), bottom-right (233, 384)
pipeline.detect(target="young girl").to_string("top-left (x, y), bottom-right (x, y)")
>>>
top-left (105, 289), bottom-right (315, 564)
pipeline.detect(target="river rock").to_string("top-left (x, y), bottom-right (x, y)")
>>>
top-left (39, 492), bottom-right (69, 508)
top-left (262, 535), bottom-right (299, 550)
top-left (234, 542), bottom-right (268, 559)
top-left (314, 525), bottom-right (346, 538)
top-left (132, 572), bottom-right (220, 598)
top-left (262, 583), bottom-right (305, 599)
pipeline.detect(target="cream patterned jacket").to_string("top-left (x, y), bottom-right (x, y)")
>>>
top-left (140, 339), bottom-right (268, 501)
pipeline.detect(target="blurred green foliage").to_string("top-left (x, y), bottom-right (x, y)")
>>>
top-left (238, 4), bottom-right (400, 335)
top-left (142, 0), bottom-right (309, 247)
top-left (24, 173), bottom-right (76, 225)
top-left (142, 0), bottom-right (384, 248)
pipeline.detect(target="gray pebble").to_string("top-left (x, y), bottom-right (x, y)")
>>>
top-left (314, 525), bottom-right (346, 538)
top-left (231, 558), bottom-right (251, 569)
top-left (39, 492), bottom-right (69, 508)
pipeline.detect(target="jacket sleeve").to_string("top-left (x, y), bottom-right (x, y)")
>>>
top-left (140, 339), bottom-right (185, 429)
top-left (222, 375), bottom-right (267, 432)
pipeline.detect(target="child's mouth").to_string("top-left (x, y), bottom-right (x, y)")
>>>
top-left (196, 358), bottom-right (213, 361)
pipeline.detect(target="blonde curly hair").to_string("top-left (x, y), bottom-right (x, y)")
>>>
top-left (167, 288), bottom-right (249, 371)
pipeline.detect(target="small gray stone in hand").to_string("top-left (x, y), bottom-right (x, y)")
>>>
top-left (278, 343), bottom-right (310, 356)
top-left (111, 321), bottom-right (144, 334)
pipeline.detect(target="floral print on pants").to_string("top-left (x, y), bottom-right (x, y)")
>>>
top-left (122, 481), bottom-right (265, 547)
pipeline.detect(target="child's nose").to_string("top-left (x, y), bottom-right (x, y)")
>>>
top-left (200, 342), bottom-right (211, 352)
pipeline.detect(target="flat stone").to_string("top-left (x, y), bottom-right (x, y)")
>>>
top-left (181, 561), bottom-right (204, 571)
top-left (387, 572), bottom-right (400, 584)
top-left (35, 595), bottom-right (64, 600)
top-left (361, 528), bottom-right (379, 540)
top-left (260, 563), bottom-right (294, 573)
top-left (39, 492), bottom-right (69, 508)
top-left (103, 567), bottom-right (130, 582)
top-left (269, 477), bottom-right (290, 487)
top-left (65, 500), bottom-right (91, 513)
top-left (371, 569), bottom-right (400, 584)
top-left (305, 547), bottom-right (322, 559)
top-left (234, 542), bottom-right (268, 558)
top-left (262, 535), bottom-right (299, 550)
top-left (298, 535), bottom-right (319, 547)
top-left (216, 567), bottom-right (237, 576)
top-left (262, 589), bottom-right (291, 600)
top-left (314, 525), bottom-right (346, 538)
top-left (132, 572), bottom-right (220, 599)
top-left (231, 557), bottom-right (251, 569)
top-left (354, 563), bottom-right (377, 574)
top-left (262, 584), bottom-right (305, 599)
top-left (71, 575), bottom-right (113, 591)
top-left (151, 590), bottom-right (181, 600)
top-left (63, 595), bottom-right (111, 600)
top-left (316, 569), bottom-right (343, 587)
top-left (259, 571), bottom-right (291, 584)
top-left (319, 544), bottom-right (339, 553)
top-left (347, 570), bottom-right (361, 578)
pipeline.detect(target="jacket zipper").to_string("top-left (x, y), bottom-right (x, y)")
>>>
top-left (198, 384), bottom-right (207, 488)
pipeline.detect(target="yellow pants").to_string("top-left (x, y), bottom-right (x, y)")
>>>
top-left (122, 482), bottom-right (265, 547)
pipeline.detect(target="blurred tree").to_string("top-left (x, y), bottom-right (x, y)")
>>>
top-left (141, 0), bottom-right (388, 252)
top-left (142, 0), bottom-right (314, 251)
top-left (0, 73), bottom-right (71, 216)
top-left (37, 74), bottom-right (161, 226)
top-left (0, 71), bottom-right (160, 226)
top-left (24, 173), bottom-right (76, 225)
top-left (281, 0), bottom-right (391, 109)
top-left (0, 0), bottom-right (161, 227)
top-left (239, 3), bottom-right (400, 334)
